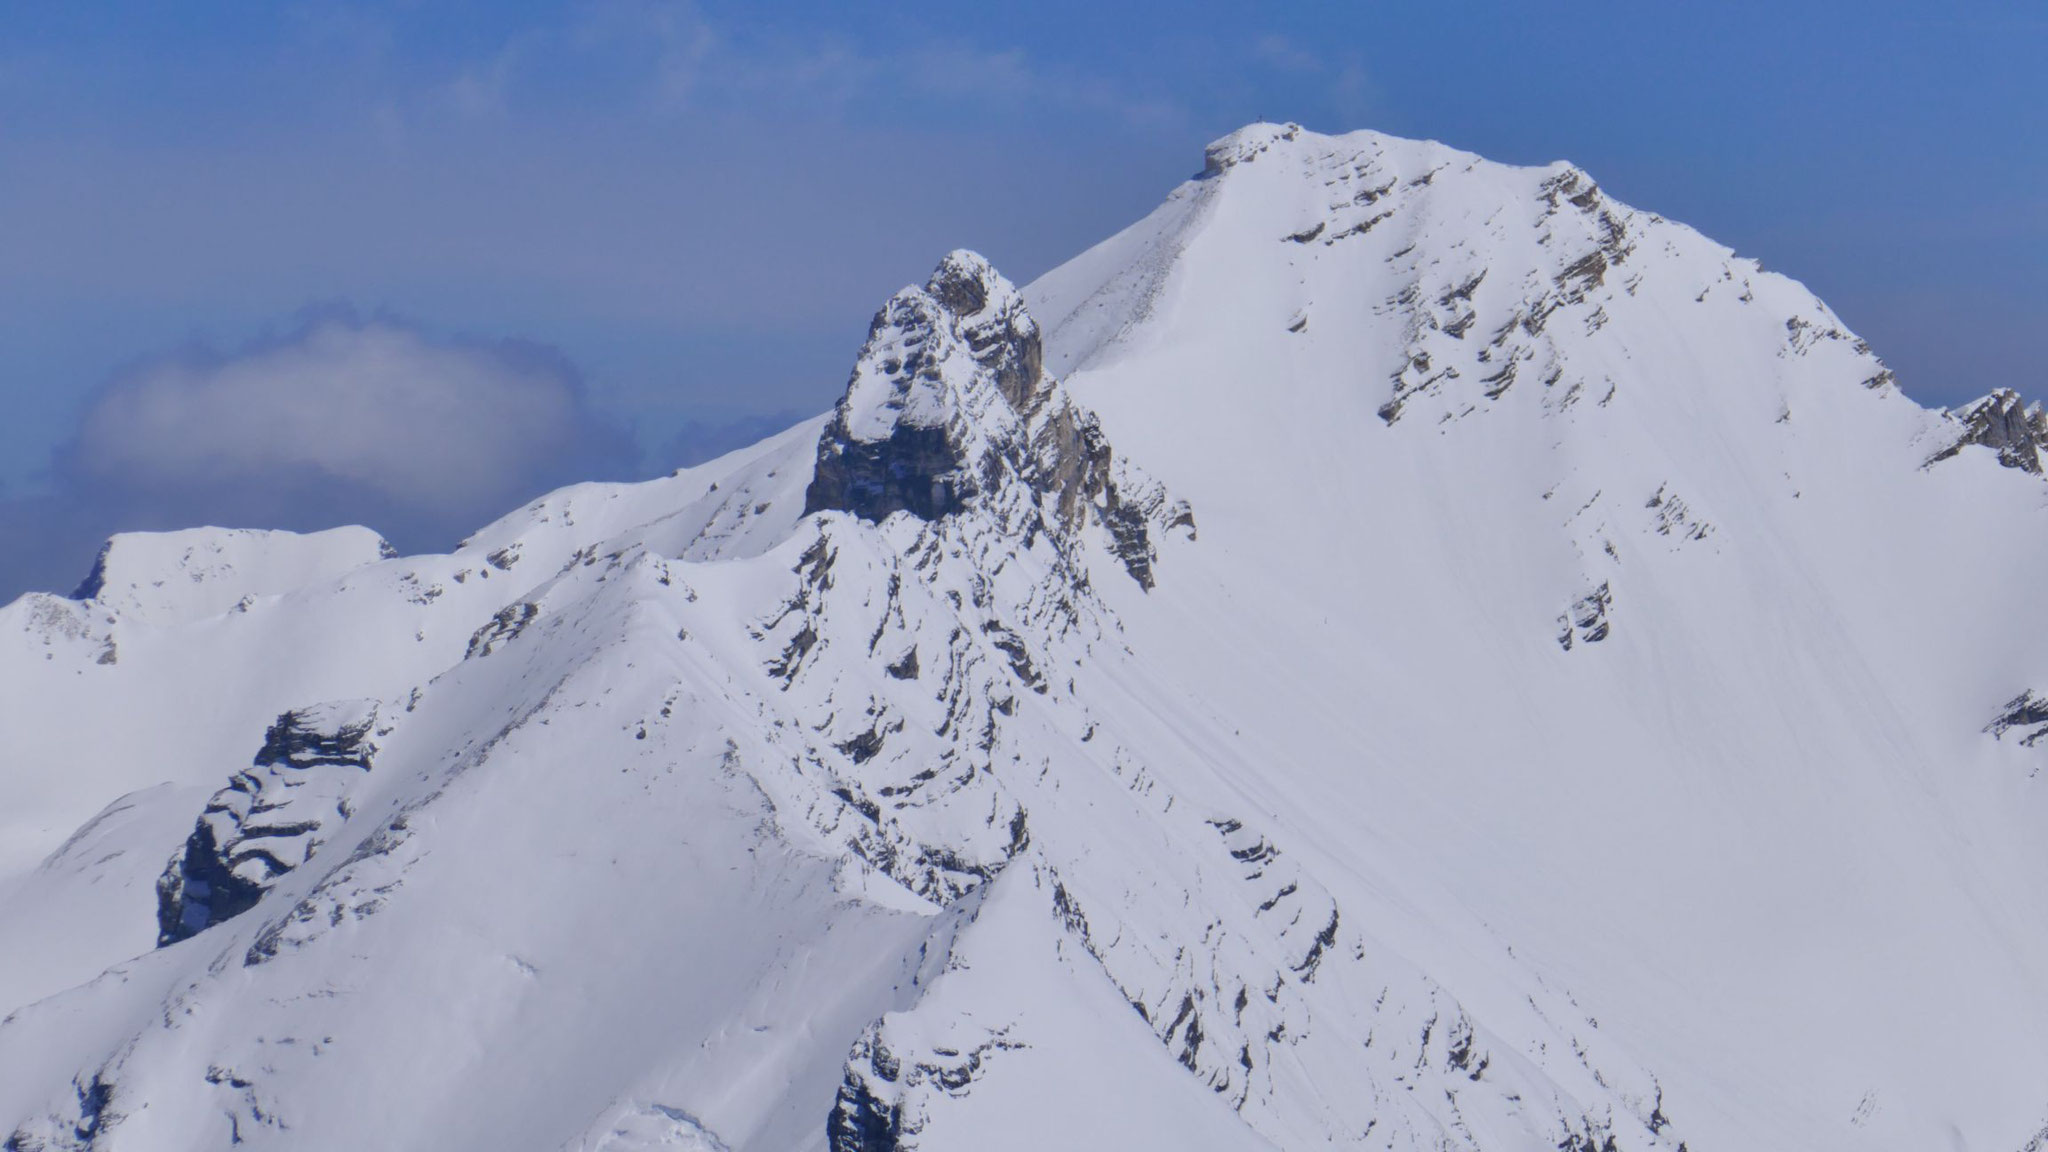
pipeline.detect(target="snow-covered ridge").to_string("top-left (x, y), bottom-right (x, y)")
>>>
top-left (6, 122), bottom-right (2048, 1152)
top-left (72, 526), bottom-right (394, 627)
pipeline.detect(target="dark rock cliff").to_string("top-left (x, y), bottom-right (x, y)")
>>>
top-left (1930, 389), bottom-right (2048, 474)
top-left (156, 702), bottom-right (380, 946)
top-left (804, 250), bottom-right (1192, 588)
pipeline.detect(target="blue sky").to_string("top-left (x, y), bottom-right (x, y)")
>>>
top-left (0, 2), bottom-right (2042, 595)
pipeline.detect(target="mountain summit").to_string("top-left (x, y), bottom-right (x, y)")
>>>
top-left (5, 124), bottom-right (2048, 1152)
top-left (806, 249), bottom-right (1188, 587)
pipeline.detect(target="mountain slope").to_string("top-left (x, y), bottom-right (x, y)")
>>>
top-left (4, 123), bottom-right (2047, 1152)
top-left (1033, 122), bottom-right (2048, 1150)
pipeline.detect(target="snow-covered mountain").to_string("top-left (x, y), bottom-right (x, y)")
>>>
top-left (5, 122), bottom-right (2048, 1152)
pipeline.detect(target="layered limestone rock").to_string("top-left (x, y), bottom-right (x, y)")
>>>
top-left (805, 250), bottom-right (1191, 588)
top-left (1930, 388), bottom-right (2048, 474)
top-left (156, 701), bottom-right (381, 945)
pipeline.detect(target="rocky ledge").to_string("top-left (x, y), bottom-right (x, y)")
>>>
top-left (1929, 389), bottom-right (2048, 475)
top-left (156, 701), bottom-right (381, 945)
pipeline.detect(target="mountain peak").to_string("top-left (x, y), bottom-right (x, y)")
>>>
top-left (803, 249), bottom-right (1045, 522)
top-left (22, 121), bottom-right (2048, 1152)
top-left (1201, 121), bottom-right (1304, 175)
top-left (804, 250), bottom-right (1189, 586)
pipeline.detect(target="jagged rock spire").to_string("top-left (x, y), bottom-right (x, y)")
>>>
top-left (803, 250), bottom-right (1047, 523)
top-left (804, 250), bottom-right (1192, 587)
top-left (1930, 388), bottom-right (2048, 474)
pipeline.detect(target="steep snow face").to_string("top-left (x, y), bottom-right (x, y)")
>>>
top-left (1033, 122), bottom-right (2048, 1151)
top-left (0, 246), bottom-right (1662, 1152)
top-left (5, 123), bottom-right (2048, 1152)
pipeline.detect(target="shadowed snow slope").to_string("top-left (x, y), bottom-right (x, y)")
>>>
top-left (4, 123), bottom-right (2048, 1152)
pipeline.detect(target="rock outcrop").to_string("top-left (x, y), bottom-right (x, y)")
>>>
top-left (1930, 389), bottom-right (2048, 474)
top-left (805, 251), bottom-right (1191, 588)
top-left (156, 701), bottom-right (380, 945)
top-left (1986, 690), bottom-right (2048, 747)
top-left (828, 1018), bottom-right (1022, 1152)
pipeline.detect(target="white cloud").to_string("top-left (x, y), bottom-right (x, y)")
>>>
top-left (1252, 34), bottom-right (1323, 75)
top-left (0, 312), bottom-right (636, 599)
top-left (1329, 53), bottom-right (1378, 123)
top-left (70, 311), bottom-right (631, 519)
top-left (446, 44), bottom-right (524, 119)
top-left (405, 5), bottom-right (1177, 131)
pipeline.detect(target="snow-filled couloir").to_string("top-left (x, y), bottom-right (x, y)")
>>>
top-left (5, 123), bottom-right (2048, 1152)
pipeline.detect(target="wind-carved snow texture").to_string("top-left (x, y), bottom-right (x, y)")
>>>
top-left (14, 123), bottom-right (2048, 1152)
top-left (155, 702), bottom-right (381, 945)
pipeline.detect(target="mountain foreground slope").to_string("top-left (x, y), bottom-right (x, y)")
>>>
top-left (4, 123), bottom-right (2048, 1151)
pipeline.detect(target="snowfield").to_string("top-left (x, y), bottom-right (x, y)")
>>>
top-left (4, 123), bottom-right (2048, 1152)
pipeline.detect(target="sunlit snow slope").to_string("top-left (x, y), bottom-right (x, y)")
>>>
top-left (5, 124), bottom-right (2048, 1152)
